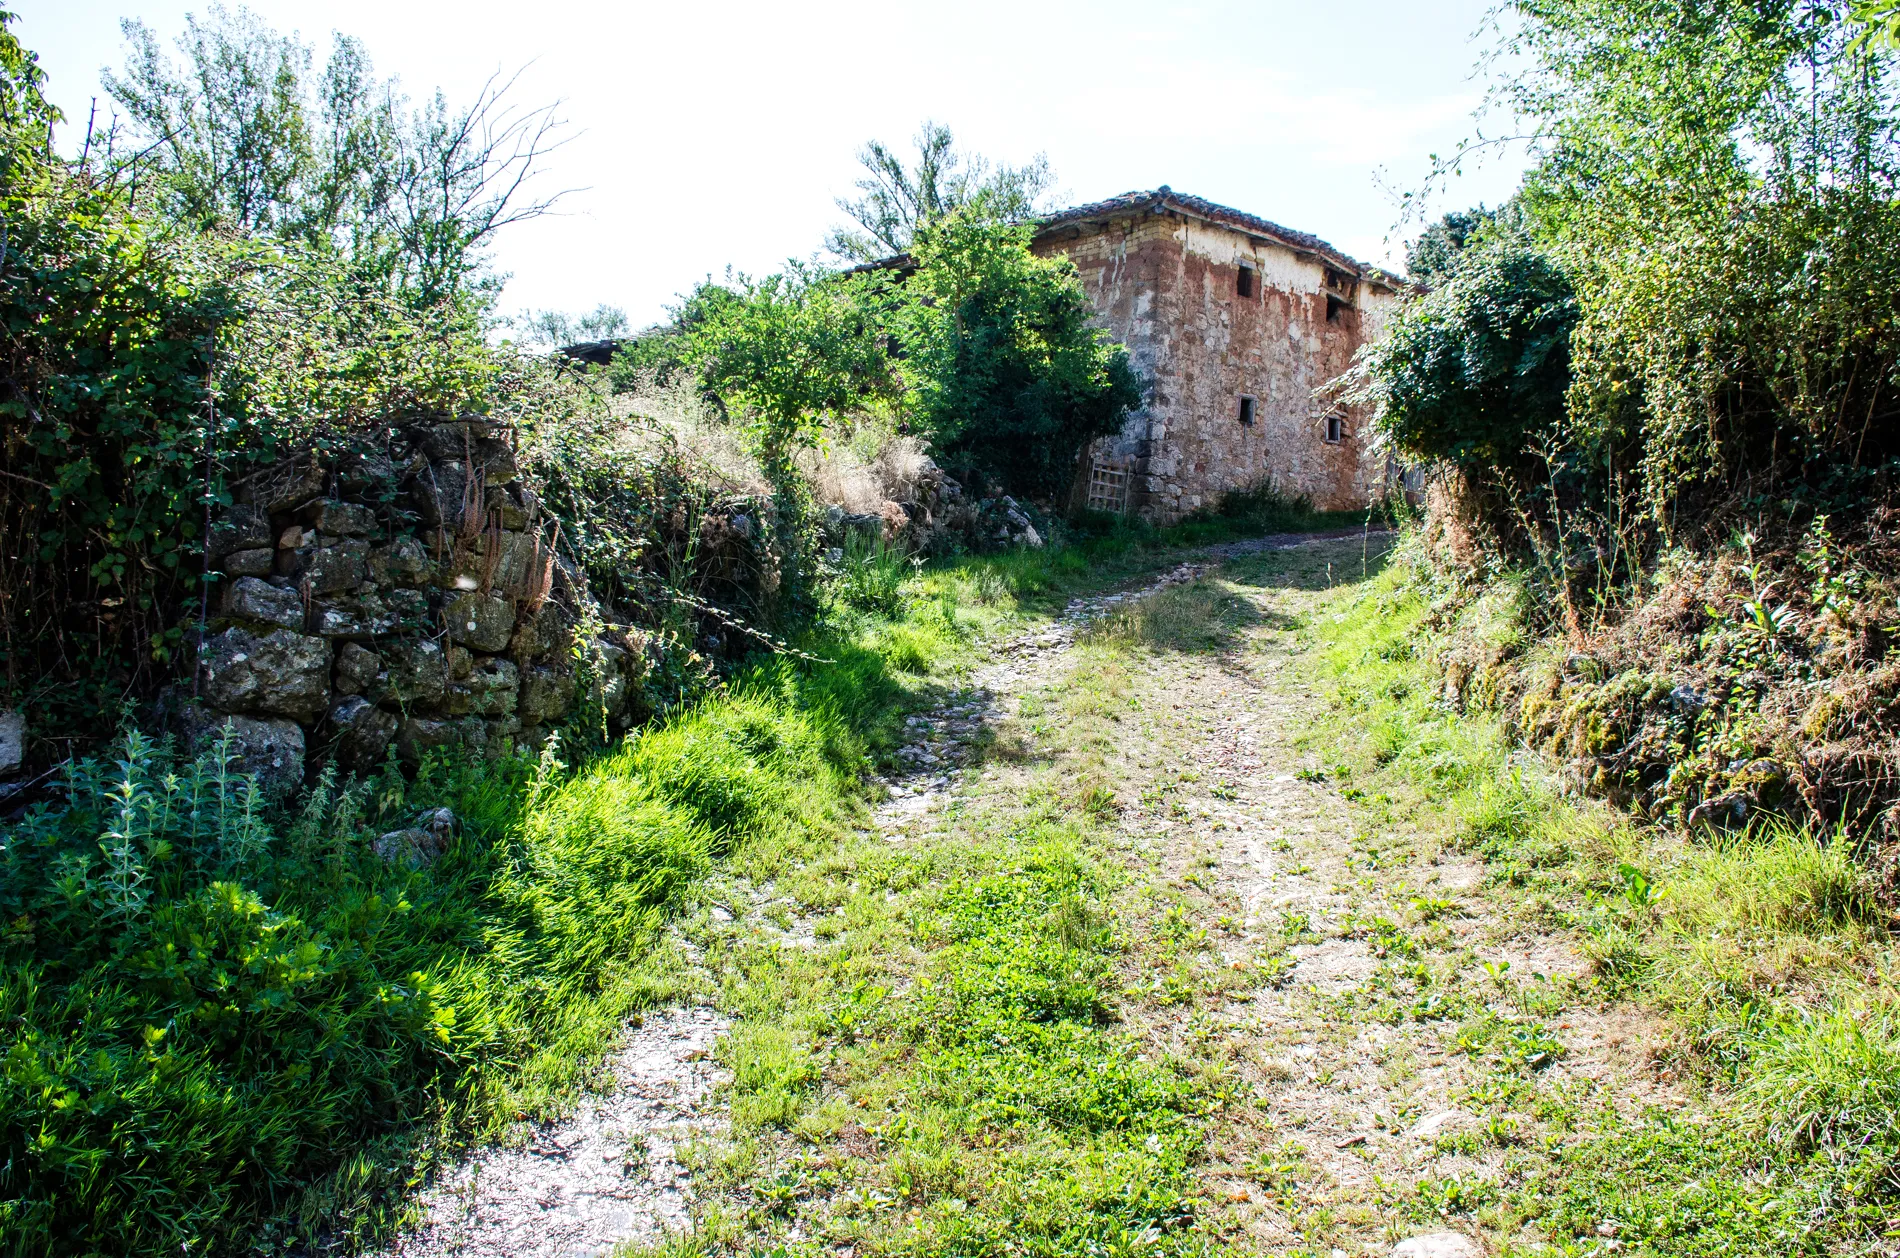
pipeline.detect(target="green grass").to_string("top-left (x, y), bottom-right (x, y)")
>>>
top-left (1304, 538), bottom-right (1900, 1255)
top-left (658, 794), bottom-right (1227, 1258)
top-left (0, 508), bottom-right (1330, 1257)
top-left (617, 587), bottom-right (1250, 1257)
top-left (0, 624), bottom-right (925, 1254)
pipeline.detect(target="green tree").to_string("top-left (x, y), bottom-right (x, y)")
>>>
top-left (679, 265), bottom-right (896, 482)
top-left (1405, 205), bottom-right (1503, 285)
top-left (826, 120), bottom-right (1054, 261)
top-left (102, 5), bottom-right (568, 304)
top-left (1377, 0), bottom-right (1900, 575)
top-left (1503, 0), bottom-right (1900, 526)
top-left (1361, 238), bottom-right (1577, 471)
top-left (0, 5), bottom-right (55, 185)
top-left (515, 303), bottom-right (629, 351)
top-left (898, 214), bottom-right (1141, 499)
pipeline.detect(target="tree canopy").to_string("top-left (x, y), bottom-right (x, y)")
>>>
top-left (825, 120), bottom-right (1055, 262)
top-left (101, 4), bottom-right (569, 304)
top-left (898, 215), bottom-right (1141, 498)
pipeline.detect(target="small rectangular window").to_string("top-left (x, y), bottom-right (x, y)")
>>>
top-left (1326, 294), bottom-right (1347, 323)
top-left (1325, 415), bottom-right (1344, 443)
top-left (1238, 396), bottom-right (1256, 426)
top-left (1237, 265), bottom-right (1255, 298)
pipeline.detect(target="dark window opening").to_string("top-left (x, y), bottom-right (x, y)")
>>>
top-left (1325, 415), bottom-right (1344, 443)
top-left (1326, 294), bottom-right (1348, 323)
top-left (1237, 265), bottom-right (1255, 298)
top-left (1238, 396), bottom-right (1256, 426)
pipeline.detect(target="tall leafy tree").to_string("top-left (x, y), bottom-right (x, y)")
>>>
top-left (826, 120), bottom-right (1055, 261)
top-left (103, 7), bottom-right (313, 235)
top-left (1502, 0), bottom-right (1900, 524)
top-left (1405, 205), bottom-right (1504, 285)
top-left (1361, 238), bottom-right (1577, 470)
top-left (0, 4), bottom-right (55, 180)
top-left (101, 5), bottom-right (569, 304)
top-left (517, 303), bottom-right (630, 349)
top-left (898, 214), bottom-right (1140, 498)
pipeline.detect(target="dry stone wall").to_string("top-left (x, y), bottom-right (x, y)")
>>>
top-left (175, 419), bottom-right (678, 798)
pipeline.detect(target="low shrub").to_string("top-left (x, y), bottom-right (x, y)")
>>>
top-left (831, 533), bottom-right (916, 616)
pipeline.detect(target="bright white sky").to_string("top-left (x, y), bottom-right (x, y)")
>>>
top-left (20, 0), bottom-right (1532, 329)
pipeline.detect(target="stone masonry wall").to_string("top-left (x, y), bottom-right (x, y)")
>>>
top-left (176, 419), bottom-right (684, 798)
top-left (1036, 211), bottom-right (1401, 521)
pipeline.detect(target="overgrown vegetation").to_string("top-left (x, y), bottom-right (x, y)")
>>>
top-left (614, 127), bottom-right (1140, 506)
top-left (1309, 550), bottom-right (1900, 1253)
top-left (0, 580), bottom-right (932, 1253)
top-left (1356, 1), bottom-right (1900, 838)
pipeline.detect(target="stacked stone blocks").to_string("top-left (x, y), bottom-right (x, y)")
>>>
top-left (185, 420), bottom-right (658, 797)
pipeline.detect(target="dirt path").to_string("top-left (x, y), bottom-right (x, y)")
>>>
top-left (381, 531), bottom-right (1675, 1257)
top-left (372, 553), bottom-right (1244, 1257)
top-left (380, 1008), bottom-right (730, 1258)
top-left (1089, 536), bottom-right (1680, 1255)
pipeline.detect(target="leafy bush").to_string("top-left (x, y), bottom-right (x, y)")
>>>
top-left (667, 213), bottom-right (1140, 510)
top-left (1361, 237), bottom-right (1576, 472)
top-left (0, 732), bottom-right (530, 1253)
top-left (899, 214), bottom-right (1142, 499)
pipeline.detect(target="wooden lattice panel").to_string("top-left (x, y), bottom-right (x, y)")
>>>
top-left (1086, 460), bottom-right (1129, 515)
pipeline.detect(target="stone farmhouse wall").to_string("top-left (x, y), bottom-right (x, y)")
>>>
top-left (1033, 190), bottom-right (1404, 521)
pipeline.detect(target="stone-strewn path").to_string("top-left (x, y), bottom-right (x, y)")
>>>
top-left (379, 1008), bottom-right (728, 1258)
top-left (377, 528), bottom-right (1443, 1258)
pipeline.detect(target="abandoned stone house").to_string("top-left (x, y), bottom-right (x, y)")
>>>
top-left (1031, 187), bottom-right (1405, 521)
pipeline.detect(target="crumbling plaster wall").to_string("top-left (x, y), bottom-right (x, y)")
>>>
top-left (1037, 212), bottom-right (1394, 520)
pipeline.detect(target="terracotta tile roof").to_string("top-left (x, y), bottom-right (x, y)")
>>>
top-left (1035, 186), bottom-right (1380, 281)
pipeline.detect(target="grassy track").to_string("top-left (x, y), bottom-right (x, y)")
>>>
top-left (636, 532), bottom-right (1897, 1258)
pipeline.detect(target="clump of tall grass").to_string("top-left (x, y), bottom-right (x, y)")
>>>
top-left (1741, 1004), bottom-right (1900, 1171)
top-left (830, 533), bottom-right (916, 617)
top-left (1083, 576), bottom-right (1254, 654)
top-left (1667, 824), bottom-right (1879, 938)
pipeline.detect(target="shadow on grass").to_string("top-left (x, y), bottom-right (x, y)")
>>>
top-left (1221, 533), bottom-right (1398, 595)
top-left (1082, 578), bottom-right (1273, 656)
